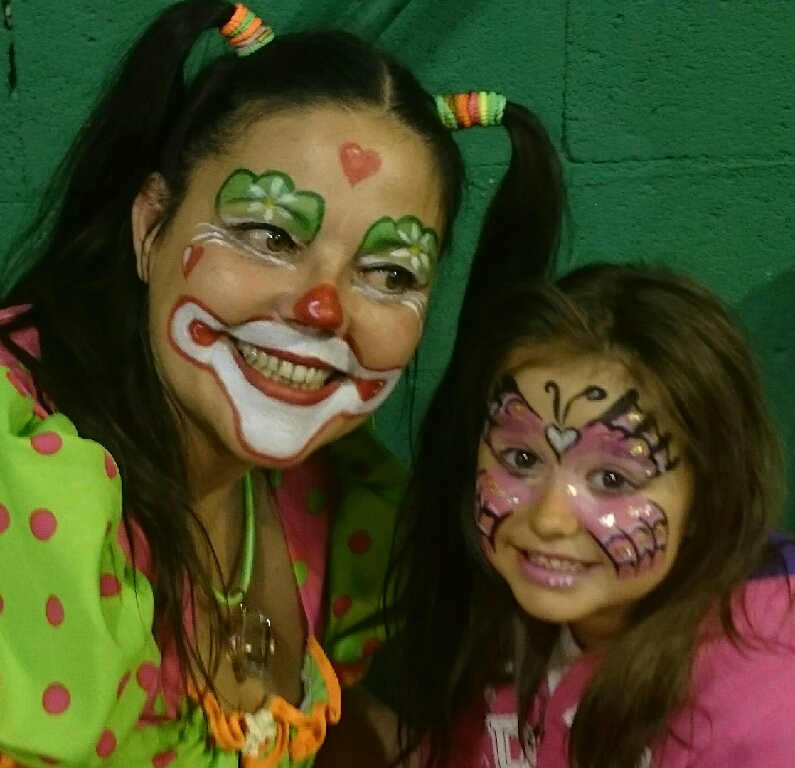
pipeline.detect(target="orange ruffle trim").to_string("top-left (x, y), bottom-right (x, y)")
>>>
top-left (189, 637), bottom-right (342, 768)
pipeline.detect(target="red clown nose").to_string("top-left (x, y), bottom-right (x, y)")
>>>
top-left (293, 284), bottom-right (344, 331)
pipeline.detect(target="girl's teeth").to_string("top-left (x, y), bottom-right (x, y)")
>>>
top-left (527, 552), bottom-right (588, 573)
top-left (236, 342), bottom-right (332, 390)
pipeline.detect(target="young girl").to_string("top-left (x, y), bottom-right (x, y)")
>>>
top-left (0, 2), bottom-right (564, 767)
top-left (392, 264), bottom-right (795, 767)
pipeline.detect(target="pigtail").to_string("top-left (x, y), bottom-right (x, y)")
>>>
top-left (5, 0), bottom-right (235, 297)
top-left (390, 97), bottom-right (564, 765)
top-left (0, 0), bottom-right (240, 697)
top-left (458, 101), bottom-right (564, 337)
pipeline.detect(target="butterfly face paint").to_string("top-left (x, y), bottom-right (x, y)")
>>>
top-left (477, 374), bottom-right (680, 579)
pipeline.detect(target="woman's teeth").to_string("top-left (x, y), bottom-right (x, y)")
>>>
top-left (236, 341), bottom-right (333, 390)
top-left (525, 551), bottom-right (590, 573)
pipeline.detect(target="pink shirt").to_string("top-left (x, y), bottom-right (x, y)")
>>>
top-left (446, 552), bottom-right (795, 768)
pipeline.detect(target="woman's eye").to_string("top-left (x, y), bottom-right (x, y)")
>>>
top-left (360, 265), bottom-right (421, 294)
top-left (501, 449), bottom-right (540, 472)
top-left (589, 469), bottom-right (636, 493)
top-left (238, 225), bottom-right (297, 254)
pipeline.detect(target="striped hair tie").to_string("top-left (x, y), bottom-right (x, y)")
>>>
top-left (434, 91), bottom-right (507, 130)
top-left (220, 3), bottom-right (275, 57)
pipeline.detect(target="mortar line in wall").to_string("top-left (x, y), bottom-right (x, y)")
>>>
top-left (467, 155), bottom-right (795, 173)
top-left (560, 0), bottom-right (573, 161)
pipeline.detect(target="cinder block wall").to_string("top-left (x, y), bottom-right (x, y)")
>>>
top-left (1, 1), bottom-right (793, 525)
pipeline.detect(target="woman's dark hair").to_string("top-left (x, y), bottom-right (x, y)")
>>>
top-left (0, 1), bottom-right (564, 690)
top-left (391, 263), bottom-right (785, 767)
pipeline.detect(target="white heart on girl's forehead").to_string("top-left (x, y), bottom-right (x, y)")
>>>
top-left (545, 424), bottom-right (579, 455)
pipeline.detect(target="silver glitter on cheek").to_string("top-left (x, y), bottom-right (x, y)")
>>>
top-left (600, 513), bottom-right (616, 528)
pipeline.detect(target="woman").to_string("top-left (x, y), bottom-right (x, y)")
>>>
top-left (0, 1), bottom-right (563, 765)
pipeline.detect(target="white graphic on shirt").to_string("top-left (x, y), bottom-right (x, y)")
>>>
top-left (486, 714), bottom-right (535, 768)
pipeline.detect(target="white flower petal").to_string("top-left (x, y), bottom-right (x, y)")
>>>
top-left (278, 192), bottom-right (298, 205)
top-left (247, 201), bottom-right (265, 212)
top-left (391, 247), bottom-right (413, 259)
top-left (267, 176), bottom-right (285, 196)
top-left (248, 184), bottom-right (266, 199)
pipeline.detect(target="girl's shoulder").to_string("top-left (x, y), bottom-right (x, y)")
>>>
top-left (731, 534), bottom-right (795, 641)
top-left (660, 536), bottom-right (795, 767)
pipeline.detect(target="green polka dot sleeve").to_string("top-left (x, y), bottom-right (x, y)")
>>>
top-left (323, 422), bottom-right (408, 682)
top-left (0, 369), bottom-right (236, 768)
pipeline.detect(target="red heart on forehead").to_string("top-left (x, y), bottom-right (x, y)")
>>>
top-left (339, 142), bottom-right (382, 186)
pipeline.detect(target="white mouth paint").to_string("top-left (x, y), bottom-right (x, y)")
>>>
top-left (169, 300), bottom-right (402, 462)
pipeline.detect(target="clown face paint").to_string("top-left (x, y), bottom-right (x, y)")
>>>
top-left (169, 300), bottom-right (400, 462)
top-left (137, 106), bottom-right (444, 470)
top-left (353, 216), bottom-right (440, 318)
top-left (475, 356), bottom-right (692, 646)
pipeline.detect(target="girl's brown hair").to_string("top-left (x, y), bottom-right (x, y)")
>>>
top-left (391, 263), bottom-right (786, 767)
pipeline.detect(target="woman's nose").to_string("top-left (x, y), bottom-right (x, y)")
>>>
top-left (292, 284), bottom-right (345, 332)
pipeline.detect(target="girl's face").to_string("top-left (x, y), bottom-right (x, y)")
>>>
top-left (476, 353), bottom-right (694, 650)
top-left (134, 106), bottom-right (444, 468)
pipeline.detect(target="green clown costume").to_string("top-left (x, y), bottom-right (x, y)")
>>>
top-left (0, 313), bottom-right (407, 768)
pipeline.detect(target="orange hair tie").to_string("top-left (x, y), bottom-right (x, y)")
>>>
top-left (230, 16), bottom-right (262, 46)
top-left (221, 3), bottom-right (248, 37)
top-left (454, 93), bottom-right (472, 128)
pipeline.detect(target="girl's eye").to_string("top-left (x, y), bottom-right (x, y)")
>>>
top-left (360, 265), bottom-right (421, 294)
top-left (501, 448), bottom-right (540, 472)
top-left (589, 469), bottom-right (637, 493)
top-left (238, 225), bottom-right (298, 254)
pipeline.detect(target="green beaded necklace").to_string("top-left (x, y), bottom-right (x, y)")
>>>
top-left (213, 472), bottom-right (256, 607)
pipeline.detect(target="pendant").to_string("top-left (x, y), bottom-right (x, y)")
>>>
top-left (226, 605), bottom-right (277, 683)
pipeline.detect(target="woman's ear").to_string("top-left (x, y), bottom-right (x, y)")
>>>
top-left (132, 173), bottom-right (169, 284)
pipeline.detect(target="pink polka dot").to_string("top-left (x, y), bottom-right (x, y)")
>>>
top-left (117, 671), bottom-right (131, 699)
top-left (104, 453), bottom-right (118, 479)
top-left (332, 595), bottom-right (353, 618)
top-left (0, 594), bottom-right (4, 614)
top-left (31, 432), bottom-right (63, 455)
top-left (96, 729), bottom-right (117, 758)
top-left (30, 509), bottom-right (57, 541)
top-left (348, 529), bottom-right (372, 555)
top-left (46, 596), bottom-right (65, 626)
top-left (136, 662), bottom-right (159, 691)
top-left (0, 504), bottom-right (9, 533)
top-left (362, 638), bottom-right (382, 657)
top-left (40, 758), bottom-right (59, 766)
top-left (100, 574), bottom-right (122, 597)
top-left (42, 683), bottom-right (70, 714)
top-left (152, 750), bottom-right (177, 767)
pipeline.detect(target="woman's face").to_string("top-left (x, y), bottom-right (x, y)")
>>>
top-left (475, 353), bottom-right (694, 650)
top-left (134, 106), bottom-right (444, 468)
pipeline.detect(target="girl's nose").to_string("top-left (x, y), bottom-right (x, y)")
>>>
top-left (527, 480), bottom-right (581, 540)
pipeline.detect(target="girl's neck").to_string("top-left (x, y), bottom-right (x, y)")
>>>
top-left (570, 607), bottom-right (628, 652)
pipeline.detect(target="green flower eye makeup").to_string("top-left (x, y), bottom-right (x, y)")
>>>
top-left (216, 169), bottom-right (326, 243)
top-left (353, 215), bottom-right (441, 317)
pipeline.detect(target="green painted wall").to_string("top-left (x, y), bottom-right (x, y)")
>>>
top-left (1, 1), bottom-right (793, 526)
